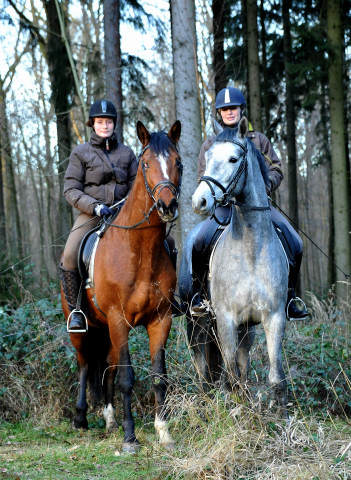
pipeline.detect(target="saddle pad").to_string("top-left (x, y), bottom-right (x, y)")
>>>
top-left (273, 222), bottom-right (297, 267)
top-left (78, 228), bottom-right (101, 280)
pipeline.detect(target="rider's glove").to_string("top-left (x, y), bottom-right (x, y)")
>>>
top-left (94, 204), bottom-right (114, 218)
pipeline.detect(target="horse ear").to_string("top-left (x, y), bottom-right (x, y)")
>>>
top-left (137, 121), bottom-right (151, 147)
top-left (211, 114), bottom-right (223, 136)
top-left (168, 120), bottom-right (181, 144)
top-left (238, 116), bottom-right (249, 138)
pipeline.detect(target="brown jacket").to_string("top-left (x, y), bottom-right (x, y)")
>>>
top-left (63, 132), bottom-right (138, 215)
top-left (197, 125), bottom-right (283, 193)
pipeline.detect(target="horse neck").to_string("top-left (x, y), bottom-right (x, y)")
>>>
top-left (230, 155), bottom-right (272, 240)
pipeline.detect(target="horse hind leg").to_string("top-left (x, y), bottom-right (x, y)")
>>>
top-left (102, 360), bottom-right (118, 432)
top-left (74, 354), bottom-right (89, 429)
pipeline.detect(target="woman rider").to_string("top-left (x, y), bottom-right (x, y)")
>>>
top-left (190, 86), bottom-right (309, 321)
top-left (59, 99), bottom-right (138, 332)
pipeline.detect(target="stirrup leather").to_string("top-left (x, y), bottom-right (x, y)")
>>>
top-left (67, 309), bottom-right (88, 333)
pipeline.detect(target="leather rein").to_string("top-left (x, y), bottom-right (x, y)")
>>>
top-left (199, 138), bottom-right (270, 226)
top-left (105, 144), bottom-right (182, 230)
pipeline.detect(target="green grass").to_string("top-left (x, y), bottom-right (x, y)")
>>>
top-left (0, 419), bottom-right (169, 479)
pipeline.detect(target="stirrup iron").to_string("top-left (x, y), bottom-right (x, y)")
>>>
top-left (67, 309), bottom-right (88, 333)
top-left (286, 296), bottom-right (308, 322)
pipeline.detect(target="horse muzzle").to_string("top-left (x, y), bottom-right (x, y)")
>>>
top-left (192, 184), bottom-right (214, 215)
top-left (157, 197), bottom-right (178, 222)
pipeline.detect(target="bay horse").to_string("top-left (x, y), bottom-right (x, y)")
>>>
top-left (61, 121), bottom-right (182, 451)
top-left (179, 117), bottom-right (289, 416)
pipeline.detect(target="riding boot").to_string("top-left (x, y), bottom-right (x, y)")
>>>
top-left (286, 252), bottom-right (309, 321)
top-left (59, 264), bottom-right (87, 332)
top-left (190, 248), bottom-right (208, 316)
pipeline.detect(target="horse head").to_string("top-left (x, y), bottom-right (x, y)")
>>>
top-left (192, 117), bottom-right (249, 215)
top-left (137, 121), bottom-right (182, 222)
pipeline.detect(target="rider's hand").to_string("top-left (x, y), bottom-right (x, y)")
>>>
top-left (94, 204), bottom-right (114, 218)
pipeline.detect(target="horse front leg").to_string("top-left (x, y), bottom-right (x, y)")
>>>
top-left (236, 324), bottom-right (255, 381)
top-left (147, 316), bottom-right (174, 448)
top-left (264, 313), bottom-right (288, 419)
top-left (108, 320), bottom-right (139, 452)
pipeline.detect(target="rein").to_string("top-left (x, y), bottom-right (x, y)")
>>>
top-left (200, 137), bottom-right (270, 224)
top-left (105, 144), bottom-right (181, 230)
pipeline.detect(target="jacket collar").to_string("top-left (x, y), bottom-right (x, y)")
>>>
top-left (90, 131), bottom-right (118, 150)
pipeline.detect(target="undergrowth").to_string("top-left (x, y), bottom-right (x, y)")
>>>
top-left (0, 284), bottom-right (350, 478)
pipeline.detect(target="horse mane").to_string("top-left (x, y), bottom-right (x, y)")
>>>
top-left (215, 128), bottom-right (270, 187)
top-left (149, 130), bottom-right (177, 155)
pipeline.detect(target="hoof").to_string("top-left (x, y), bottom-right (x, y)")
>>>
top-left (73, 418), bottom-right (88, 430)
top-left (122, 441), bottom-right (140, 453)
top-left (161, 441), bottom-right (175, 450)
top-left (105, 419), bottom-right (119, 432)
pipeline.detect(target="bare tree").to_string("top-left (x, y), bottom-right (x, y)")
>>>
top-left (327, 0), bottom-right (351, 300)
top-left (246, 0), bottom-right (262, 131)
top-left (170, 0), bottom-right (203, 248)
top-left (104, 0), bottom-right (123, 142)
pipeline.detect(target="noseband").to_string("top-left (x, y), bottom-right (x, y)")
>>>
top-left (138, 145), bottom-right (182, 209)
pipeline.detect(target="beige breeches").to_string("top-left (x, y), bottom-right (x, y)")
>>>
top-left (62, 213), bottom-right (100, 270)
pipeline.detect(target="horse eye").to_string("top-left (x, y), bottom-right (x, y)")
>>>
top-left (229, 156), bottom-right (239, 163)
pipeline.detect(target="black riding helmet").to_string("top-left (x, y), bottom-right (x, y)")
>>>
top-left (86, 99), bottom-right (117, 128)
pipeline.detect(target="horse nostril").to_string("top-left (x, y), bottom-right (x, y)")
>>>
top-left (157, 199), bottom-right (164, 214)
top-left (200, 198), bottom-right (207, 210)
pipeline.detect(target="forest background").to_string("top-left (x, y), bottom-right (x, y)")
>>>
top-left (0, 0), bottom-right (350, 478)
top-left (0, 0), bottom-right (350, 302)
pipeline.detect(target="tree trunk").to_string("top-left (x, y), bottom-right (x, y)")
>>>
top-left (170, 0), bottom-right (203, 249)
top-left (282, 0), bottom-right (299, 228)
top-left (327, 0), bottom-right (351, 300)
top-left (0, 84), bottom-right (22, 258)
top-left (104, 0), bottom-right (123, 143)
top-left (259, 0), bottom-right (270, 136)
top-left (212, 0), bottom-right (227, 94)
top-left (246, 0), bottom-right (261, 131)
top-left (43, 0), bottom-right (74, 251)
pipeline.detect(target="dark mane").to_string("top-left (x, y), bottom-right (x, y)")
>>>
top-left (215, 128), bottom-right (270, 187)
top-left (149, 131), bottom-right (176, 155)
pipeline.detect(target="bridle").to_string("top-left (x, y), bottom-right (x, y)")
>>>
top-left (139, 144), bottom-right (182, 206)
top-left (105, 143), bottom-right (182, 230)
top-left (199, 138), bottom-right (269, 225)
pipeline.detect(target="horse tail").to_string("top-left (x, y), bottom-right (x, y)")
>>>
top-left (85, 326), bottom-right (110, 405)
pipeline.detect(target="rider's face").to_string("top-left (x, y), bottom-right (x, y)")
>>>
top-left (93, 117), bottom-right (115, 137)
top-left (219, 106), bottom-right (241, 126)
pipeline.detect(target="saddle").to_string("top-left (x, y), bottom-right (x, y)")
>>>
top-left (204, 220), bottom-right (297, 268)
top-left (78, 210), bottom-right (120, 283)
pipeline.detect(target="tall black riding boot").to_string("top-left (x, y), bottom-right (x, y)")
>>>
top-left (190, 248), bottom-right (209, 316)
top-left (287, 252), bottom-right (309, 321)
top-left (59, 264), bottom-right (87, 332)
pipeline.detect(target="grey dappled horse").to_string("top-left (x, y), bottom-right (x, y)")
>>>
top-left (179, 117), bottom-right (289, 416)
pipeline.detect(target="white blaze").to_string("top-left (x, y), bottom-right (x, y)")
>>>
top-left (159, 154), bottom-right (170, 179)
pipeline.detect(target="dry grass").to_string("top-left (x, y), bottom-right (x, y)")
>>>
top-left (154, 295), bottom-right (351, 479)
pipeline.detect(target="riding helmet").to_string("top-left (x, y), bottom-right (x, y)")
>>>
top-left (215, 87), bottom-right (246, 110)
top-left (86, 99), bottom-right (117, 127)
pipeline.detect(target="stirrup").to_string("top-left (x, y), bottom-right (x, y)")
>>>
top-left (286, 297), bottom-right (309, 322)
top-left (190, 293), bottom-right (209, 317)
top-left (67, 309), bottom-right (88, 333)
